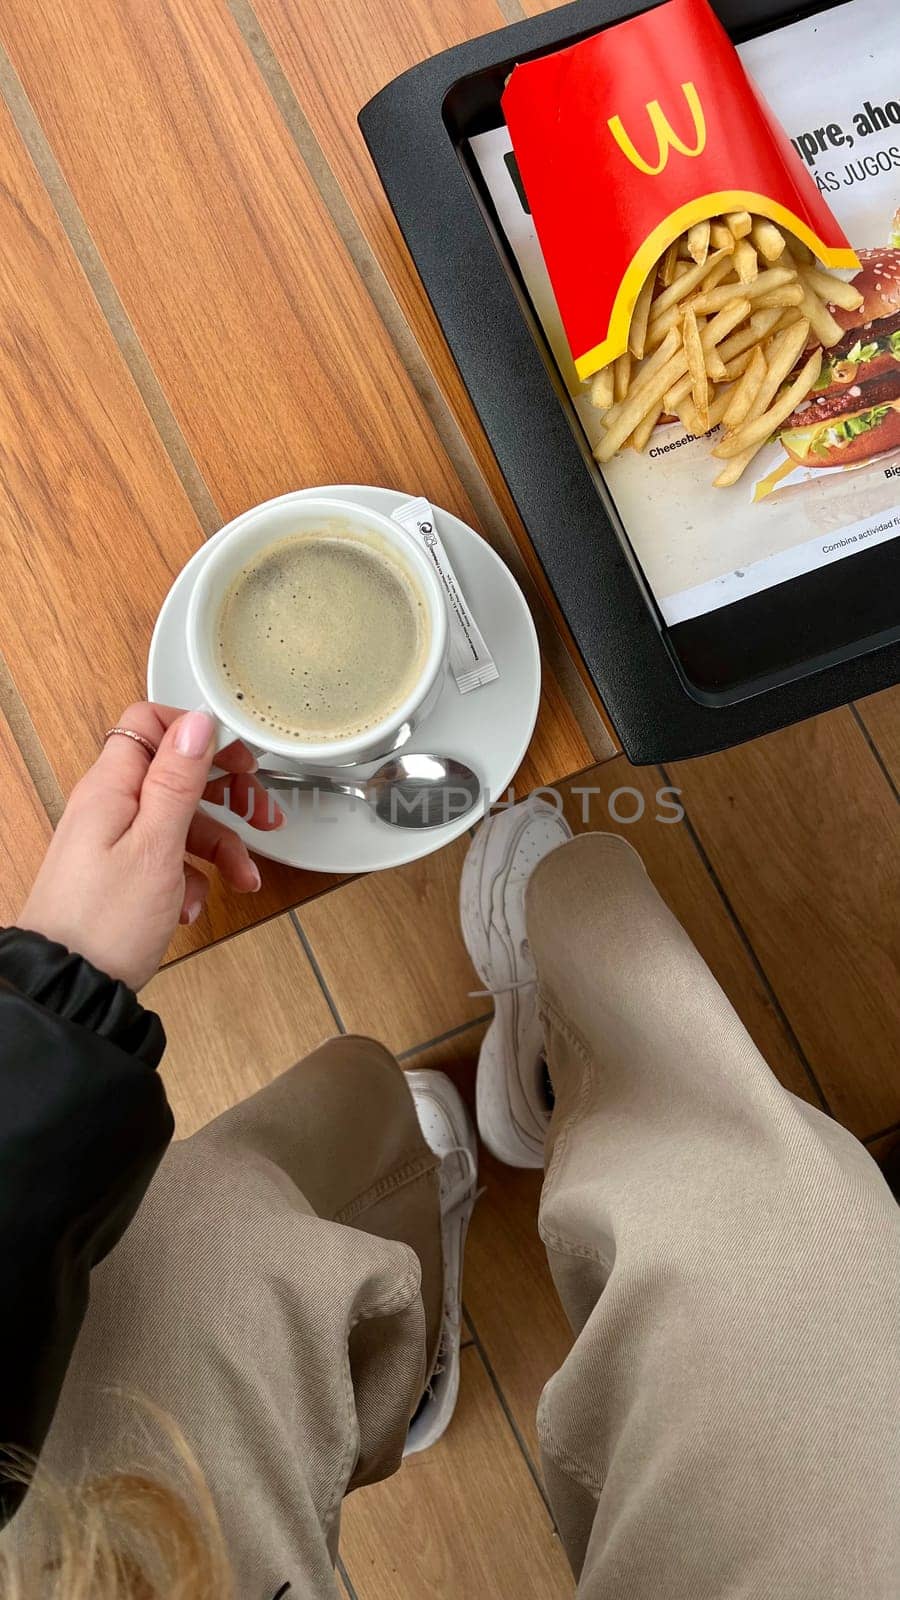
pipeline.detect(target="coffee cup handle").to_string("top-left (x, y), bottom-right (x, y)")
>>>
top-left (204, 711), bottom-right (265, 760)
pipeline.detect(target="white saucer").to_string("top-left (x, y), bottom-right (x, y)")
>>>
top-left (148, 485), bottom-right (541, 873)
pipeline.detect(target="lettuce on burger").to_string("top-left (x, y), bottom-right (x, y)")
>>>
top-left (777, 248), bottom-right (900, 469)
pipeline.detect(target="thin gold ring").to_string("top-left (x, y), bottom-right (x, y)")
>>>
top-left (104, 726), bottom-right (159, 759)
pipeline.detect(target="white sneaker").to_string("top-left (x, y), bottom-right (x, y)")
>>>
top-left (460, 796), bottom-right (573, 1168)
top-left (403, 1069), bottom-right (478, 1455)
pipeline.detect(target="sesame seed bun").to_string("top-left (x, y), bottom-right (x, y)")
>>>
top-left (833, 247), bottom-right (900, 329)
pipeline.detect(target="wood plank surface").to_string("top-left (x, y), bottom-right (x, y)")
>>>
top-left (339, 1345), bottom-right (572, 1598)
top-left (0, 0), bottom-right (592, 783)
top-left (242, 0), bottom-right (612, 734)
top-left (3, 0), bottom-right (452, 513)
top-left (0, 91), bottom-right (341, 953)
top-left (0, 91), bottom-right (199, 795)
top-left (856, 687), bottom-right (900, 791)
top-left (670, 711), bottom-right (900, 1138)
top-left (466, 1152), bottom-right (569, 1466)
top-left (513, 674), bottom-right (596, 801)
top-left (144, 912), bottom-right (334, 1134)
top-left (299, 834), bottom-right (490, 1052)
top-left (246, 0), bottom-right (510, 435)
top-left (0, 710), bottom-right (52, 927)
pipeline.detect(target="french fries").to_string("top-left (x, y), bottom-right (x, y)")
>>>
top-left (614, 351), bottom-right (633, 402)
top-left (797, 282), bottom-right (844, 347)
top-left (631, 404), bottom-right (663, 452)
top-left (798, 263), bottom-right (863, 313)
top-left (589, 365), bottom-right (614, 411)
top-left (752, 285), bottom-right (805, 309)
top-left (724, 210), bottom-right (752, 239)
top-left (705, 339), bottom-right (728, 382)
top-left (627, 270), bottom-right (656, 361)
top-left (691, 267), bottom-right (796, 313)
top-left (660, 238), bottom-right (681, 287)
top-left (720, 348), bottom-right (755, 380)
top-left (755, 320), bottom-right (814, 416)
top-left (750, 218), bottom-right (786, 261)
top-left (589, 212), bottom-right (859, 488)
top-left (711, 348), bottom-right (823, 459)
top-left (722, 346), bottom-right (766, 428)
top-left (732, 238), bottom-right (758, 283)
top-left (683, 305), bottom-right (708, 431)
top-left (687, 220), bottom-right (710, 265)
top-left (649, 248), bottom-right (730, 317)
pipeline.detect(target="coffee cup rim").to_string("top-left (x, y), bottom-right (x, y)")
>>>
top-left (185, 492), bottom-right (448, 763)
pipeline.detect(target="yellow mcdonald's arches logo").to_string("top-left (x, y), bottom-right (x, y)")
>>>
top-left (608, 82), bottom-right (707, 176)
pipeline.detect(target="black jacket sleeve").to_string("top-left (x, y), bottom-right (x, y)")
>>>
top-left (0, 929), bottom-right (173, 1517)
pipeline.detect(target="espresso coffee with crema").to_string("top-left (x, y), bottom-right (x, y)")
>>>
top-left (216, 531), bottom-right (430, 742)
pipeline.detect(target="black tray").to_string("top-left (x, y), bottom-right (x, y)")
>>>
top-left (359, 0), bottom-right (900, 763)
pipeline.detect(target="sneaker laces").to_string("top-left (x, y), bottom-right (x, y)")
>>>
top-left (468, 974), bottom-right (536, 999)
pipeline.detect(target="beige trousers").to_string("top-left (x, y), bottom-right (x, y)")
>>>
top-left (37, 835), bottom-right (899, 1597)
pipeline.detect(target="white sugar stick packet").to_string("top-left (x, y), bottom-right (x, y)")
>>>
top-left (392, 496), bottom-right (500, 694)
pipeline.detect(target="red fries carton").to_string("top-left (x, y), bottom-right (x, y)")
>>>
top-left (502, 0), bottom-right (858, 380)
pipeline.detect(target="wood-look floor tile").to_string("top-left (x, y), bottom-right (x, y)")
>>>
top-left (144, 914), bottom-right (335, 1137)
top-left (669, 710), bottom-right (900, 1137)
top-left (299, 837), bottom-right (484, 1053)
top-left (465, 1151), bottom-right (570, 1466)
top-left (855, 687), bottom-right (900, 790)
top-left (339, 1346), bottom-right (572, 1598)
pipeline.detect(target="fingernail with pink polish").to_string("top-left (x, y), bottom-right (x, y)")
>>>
top-left (186, 900), bottom-right (203, 925)
top-left (248, 863), bottom-right (261, 892)
top-left (174, 710), bottom-right (215, 758)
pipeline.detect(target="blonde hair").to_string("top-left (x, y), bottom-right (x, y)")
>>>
top-left (0, 1404), bottom-right (233, 1600)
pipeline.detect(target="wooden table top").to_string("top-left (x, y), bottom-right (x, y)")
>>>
top-left (0, 0), bottom-right (616, 958)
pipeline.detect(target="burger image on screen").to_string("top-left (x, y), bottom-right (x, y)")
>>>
top-left (777, 248), bottom-right (900, 469)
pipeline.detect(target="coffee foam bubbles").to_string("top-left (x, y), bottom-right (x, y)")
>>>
top-left (215, 529), bottom-right (430, 742)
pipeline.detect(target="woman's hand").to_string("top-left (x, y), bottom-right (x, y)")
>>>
top-left (17, 703), bottom-right (284, 991)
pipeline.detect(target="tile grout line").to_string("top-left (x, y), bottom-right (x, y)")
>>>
top-left (336, 1555), bottom-right (361, 1600)
top-left (864, 1117), bottom-right (900, 1144)
top-left (159, 882), bottom-right (346, 972)
top-left (289, 911), bottom-right (347, 1032)
top-left (0, 43), bottom-right (222, 540)
top-left (225, 0), bottom-right (612, 766)
top-left (0, 655), bottom-right (66, 824)
top-left (849, 704), bottom-right (900, 805)
top-left (659, 763), bottom-right (831, 1114)
top-left (397, 1011), bottom-right (494, 1061)
top-left (462, 1307), bottom-right (560, 1532)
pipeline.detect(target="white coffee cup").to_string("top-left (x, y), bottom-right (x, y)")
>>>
top-left (186, 492), bottom-right (449, 766)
